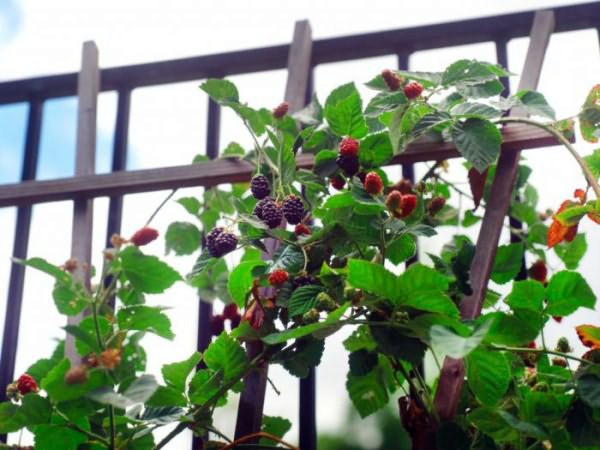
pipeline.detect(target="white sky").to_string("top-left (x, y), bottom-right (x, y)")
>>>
top-left (1, 0), bottom-right (599, 448)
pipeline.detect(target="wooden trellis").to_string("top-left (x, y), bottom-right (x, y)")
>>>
top-left (0, 4), bottom-right (599, 448)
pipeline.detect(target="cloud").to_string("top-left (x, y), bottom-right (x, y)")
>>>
top-left (0, 0), bottom-right (22, 44)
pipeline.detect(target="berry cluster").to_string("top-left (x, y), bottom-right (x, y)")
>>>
top-left (268, 269), bottom-right (289, 286)
top-left (254, 197), bottom-right (283, 228)
top-left (282, 195), bottom-right (305, 225)
top-left (427, 196), bottom-right (446, 216)
top-left (16, 373), bottom-right (37, 395)
top-left (336, 137), bottom-right (360, 177)
top-left (385, 191), bottom-right (418, 218)
top-left (381, 69), bottom-right (401, 91)
top-left (207, 227), bottom-right (238, 258)
top-left (210, 304), bottom-right (242, 336)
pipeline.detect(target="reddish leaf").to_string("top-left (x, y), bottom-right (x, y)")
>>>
top-left (587, 209), bottom-right (600, 225)
top-left (574, 188), bottom-right (587, 203)
top-left (576, 324), bottom-right (600, 349)
top-left (547, 219), bottom-right (571, 248)
top-left (468, 167), bottom-right (488, 211)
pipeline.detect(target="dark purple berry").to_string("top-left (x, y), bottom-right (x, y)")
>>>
top-left (210, 315), bottom-right (225, 336)
top-left (261, 200), bottom-right (283, 229)
top-left (205, 227), bottom-right (223, 256)
top-left (250, 175), bottom-right (271, 200)
top-left (336, 154), bottom-right (360, 177)
top-left (253, 197), bottom-right (273, 220)
top-left (282, 195), bottom-right (305, 225)
top-left (210, 231), bottom-right (238, 257)
top-left (293, 275), bottom-right (317, 289)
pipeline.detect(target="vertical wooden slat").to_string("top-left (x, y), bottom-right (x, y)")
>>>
top-left (234, 19), bottom-right (313, 442)
top-left (0, 98), bottom-right (43, 431)
top-left (434, 10), bottom-right (555, 421)
top-left (192, 97), bottom-right (221, 450)
top-left (65, 41), bottom-right (100, 364)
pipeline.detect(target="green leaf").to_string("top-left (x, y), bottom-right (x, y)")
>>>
top-left (117, 306), bottom-right (175, 339)
top-left (566, 399), bottom-right (600, 446)
top-left (14, 257), bottom-right (70, 283)
top-left (261, 415), bottom-right (292, 444)
top-left (497, 410), bottom-right (548, 439)
top-left (430, 320), bottom-right (491, 359)
top-left (485, 309), bottom-right (544, 346)
top-left (577, 373), bottom-right (600, 409)
top-left (140, 406), bottom-right (185, 425)
top-left (364, 91), bottom-right (407, 118)
top-left (120, 247), bottom-right (181, 294)
top-left (395, 70), bottom-right (443, 88)
top-left (491, 243), bottom-right (524, 284)
top-left (165, 222), bottom-right (201, 256)
top-left (203, 334), bottom-right (248, 382)
top-left (456, 79), bottom-right (504, 98)
top-left (162, 352), bottom-right (202, 392)
top-left (466, 349), bottom-right (510, 405)
top-left (52, 283), bottom-right (88, 316)
top-left (222, 141), bottom-right (245, 157)
top-left (358, 132), bottom-right (393, 168)
top-left (288, 285), bottom-right (324, 317)
top-left (579, 85), bottom-right (600, 143)
top-left (270, 245), bottom-right (305, 273)
top-left (412, 111), bottom-right (452, 137)
top-left (188, 369), bottom-right (222, 405)
top-left (34, 424), bottom-right (88, 450)
top-left (146, 385), bottom-right (187, 407)
top-left (124, 374), bottom-right (159, 404)
top-left (26, 341), bottom-right (65, 383)
top-left (505, 280), bottom-right (545, 312)
top-left (42, 359), bottom-right (108, 403)
top-left (313, 149), bottom-right (338, 177)
top-left (554, 233), bottom-right (587, 270)
top-left (584, 148), bottom-right (600, 179)
top-left (451, 102), bottom-right (502, 119)
top-left (468, 407), bottom-right (517, 442)
top-left (396, 263), bottom-right (449, 299)
top-left (346, 367), bottom-right (389, 418)
top-left (545, 270), bottom-right (595, 316)
top-left (515, 90), bottom-right (556, 120)
top-left (348, 350), bottom-right (379, 376)
top-left (280, 338), bottom-right (325, 378)
top-left (227, 261), bottom-right (267, 308)
top-left (347, 259), bottom-right (398, 301)
top-left (452, 118), bottom-right (501, 173)
top-left (0, 394), bottom-right (51, 433)
top-left (324, 82), bottom-right (368, 138)
top-left (386, 234), bottom-right (416, 265)
top-left (199, 79), bottom-right (239, 105)
top-left (442, 60), bottom-right (503, 86)
top-left (262, 303), bottom-right (350, 344)
top-left (0, 402), bottom-right (21, 433)
top-left (292, 94), bottom-right (323, 125)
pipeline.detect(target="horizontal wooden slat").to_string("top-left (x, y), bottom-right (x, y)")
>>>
top-left (0, 2), bottom-right (598, 104)
top-left (0, 124), bottom-right (566, 207)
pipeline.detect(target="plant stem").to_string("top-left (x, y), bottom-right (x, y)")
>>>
top-left (55, 409), bottom-right (111, 446)
top-left (489, 345), bottom-right (595, 366)
top-left (495, 116), bottom-right (600, 198)
top-left (145, 189), bottom-right (178, 226)
top-left (108, 406), bottom-right (116, 450)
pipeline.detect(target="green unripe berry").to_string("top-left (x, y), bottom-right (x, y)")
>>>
top-left (316, 292), bottom-right (337, 312)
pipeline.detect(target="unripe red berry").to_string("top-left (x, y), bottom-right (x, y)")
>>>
top-left (222, 303), bottom-right (239, 321)
top-left (553, 316), bottom-right (563, 323)
top-left (339, 137), bottom-right (359, 157)
top-left (529, 260), bottom-right (547, 283)
top-left (16, 374), bottom-right (38, 395)
top-left (385, 191), bottom-right (403, 213)
top-left (364, 172), bottom-right (384, 196)
top-left (404, 81), bottom-right (423, 100)
top-left (130, 227), bottom-right (159, 246)
top-left (272, 101), bottom-right (289, 119)
top-left (295, 223), bottom-right (311, 236)
top-left (527, 341), bottom-right (537, 349)
top-left (399, 194), bottom-right (418, 218)
top-left (268, 269), bottom-right (289, 286)
top-left (381, 69), bottom-right (401, 91)
top-left (427, 197), bottom-right (446, 215)
top-left (100, 348), bottom-right (122, 370)
top-left (330, 175), bottom-right (345, 191)
top-left (64, 365), bottom-right (88, 385)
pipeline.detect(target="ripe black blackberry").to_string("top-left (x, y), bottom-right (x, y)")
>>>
top-left (205, 227), bottom-right (223, 256)
top-left (293, 274), bottom-right (317, 289)
top-left (336, 154), bottom-right (360, 177)
top-left (250, 175), bottom-right (271, 200)
top-left (210, 231), bottom-right (238, 257)
top-left (282, 195), bottom-right (305, 225)
top-left (253, 197), bottom-right (274, 220)
top-left (261, 200), bottom-right (283, 228)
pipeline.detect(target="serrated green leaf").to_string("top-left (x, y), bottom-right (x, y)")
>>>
top-left (505, 280), bottom-right (545, 312)
top-left (452, 118), bottom-right (501, 173)
top-left (165, 222), bottom-right (201, 256)
top-left (52, 283), bottom-right (88, 316)
top-left (203, 334), bottom-right (248, 382)
top-left (554, 233), bottom-right (587, 270)
top-left (261, 415), bottom-right (292, 444)
top-left (514, 90), bottom-right (556, 119)
top-left (43, 359), bottom-right (108, 403)
top-left (466, 349), bottom-right (510, 405)
top-left (545, 270), bottom-right (595, 316)
top-left (430, 320), bottom-right (491, 359)
top-left (222, 141), bottom-right (245, 157)
top-left (442, 60), bottom-right (505, 86)
top-left (120, 247), bottom-right (181, 294)
top-left (577, 373), bottom-right (600, 409)
top-left (280, 337), bottom-right (325, 378)
top-left (584, 148), bottom-right (600, 179)
top-left (347, 259), bottom-right (398, 301)
top-left (324, 83), bottom-right (368, 138)
top-left (162, 352), bottom-right (201, 392)
top-left (451, 102), bottom-right (502, 119)
top-left (491, 243), bottom-right (524, 284)
top-left (227, 261), bottom-right (267, 308)
top-left (288, 285), bottom-right (324, 317)
top-left (346, 367), bottom-right (389, 418)
top-left (117, 306), bottom-right (175, 339)
top-left (200, 79), bottom-right (239, 105)
top-left (386, 234), bottom-right (416, 265)
top-left (34, 424), bottom-right (88, 450)
top-left (358, 132), bottom-right (393, 168)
